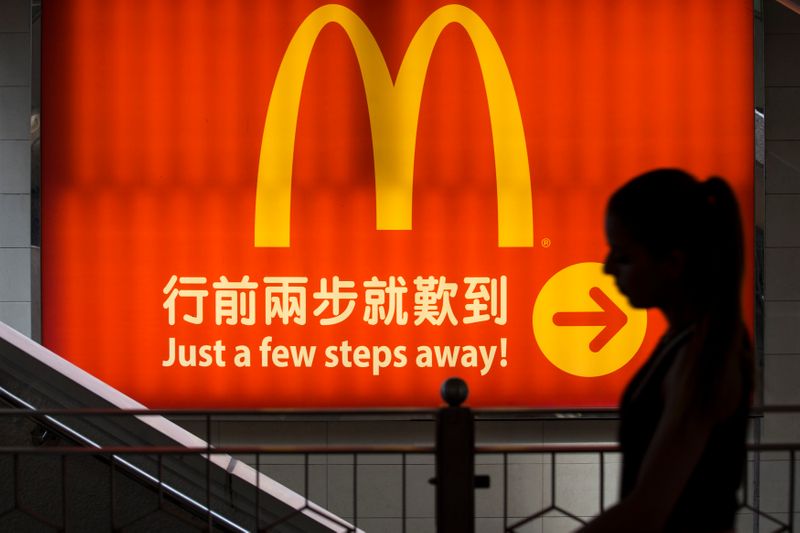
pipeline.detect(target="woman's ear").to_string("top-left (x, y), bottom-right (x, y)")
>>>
top-left (665, 249), bottom-right (687, 280)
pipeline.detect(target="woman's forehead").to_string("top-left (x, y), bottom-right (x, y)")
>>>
top-left (604, 213), bottom-right (652, 254)
top-left (604, 213), bottom-right (631, 242)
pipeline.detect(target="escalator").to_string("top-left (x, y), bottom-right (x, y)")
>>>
top-left (0, 321), bottom-right (354, 532)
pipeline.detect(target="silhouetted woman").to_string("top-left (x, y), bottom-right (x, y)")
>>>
top-left (580, 169), bottom-right (753, 533)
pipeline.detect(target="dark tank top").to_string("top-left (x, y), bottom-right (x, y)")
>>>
top-left (618, 329), bottom-right (751, 532)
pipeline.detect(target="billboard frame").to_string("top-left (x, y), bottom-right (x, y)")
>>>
top-left (29, 0), bottom-right (765, 418)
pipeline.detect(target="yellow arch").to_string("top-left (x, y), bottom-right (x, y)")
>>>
top-left (255, 4), bottom-right (533, 247)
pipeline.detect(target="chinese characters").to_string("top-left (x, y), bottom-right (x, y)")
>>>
top-left (163, 275), bottom-right (507, 327)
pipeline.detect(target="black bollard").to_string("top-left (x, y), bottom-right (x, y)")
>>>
top-left (435, 377), bottom-right (474, 533)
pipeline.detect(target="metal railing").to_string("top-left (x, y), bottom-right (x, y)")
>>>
top-left (472, 444), bottom-right (798, 533)
top-left (0, 395), bottom-right (797, 531)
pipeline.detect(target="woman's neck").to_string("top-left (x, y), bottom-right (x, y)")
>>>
top-left (661, 299), bottom-right (699, 335)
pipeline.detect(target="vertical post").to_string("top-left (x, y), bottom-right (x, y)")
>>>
top-left (353, 453), bottom-right (358, 531)
top-left (502, 452), bottom-right (508, 531)
top-left (255, 453), bottom-right (261, 531)
top-left (600, 451), bottom-right (605, 512)
top-left (753, 416), bottom-right (761, 533)
top-left (789, 449), bottom-right (795, 532)
top-left (61, 454), bottom-right (67, 530)
top-left (109, 457), bottom-right (116, 530)
top-left (158, 454), bottom-right (164, 509)
top-left (436, 377), bottom-right (474, 533)
top-left (402, 453), bottom-right (407, 533)
top-left (206, 413), bottom-right (212, 531)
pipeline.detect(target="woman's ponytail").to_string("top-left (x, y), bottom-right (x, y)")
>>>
top-left (696, 176), bottom-right (745, 318)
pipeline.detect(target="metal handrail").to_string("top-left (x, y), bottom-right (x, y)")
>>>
top-left (0, 404), bottom-right (796, 416)
top-left (0, 444), bottom-right (437, 454)
top-left (2, 442), bottom-right (798, 455)
top-left (1, 408), bottom-right (797, 532)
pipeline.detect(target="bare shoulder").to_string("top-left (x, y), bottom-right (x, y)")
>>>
top-left (664, 327), bottom-right (750, 424)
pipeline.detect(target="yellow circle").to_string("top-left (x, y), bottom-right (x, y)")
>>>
top-left (532, 262), bottom-right (647, 377)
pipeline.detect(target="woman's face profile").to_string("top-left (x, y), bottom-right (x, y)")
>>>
top-left (603, 213), bottom-right (676, 310)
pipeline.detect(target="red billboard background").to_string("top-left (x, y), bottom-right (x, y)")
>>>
top-left (42, 0), bottom-right (754, 408)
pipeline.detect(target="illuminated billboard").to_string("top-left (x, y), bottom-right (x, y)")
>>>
top-left (42, 0), bottom-right (754, 408)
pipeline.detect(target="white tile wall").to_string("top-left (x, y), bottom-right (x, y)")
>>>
top-left (541, 516), bottom-right (586, 532)
top-left (474, 463), bottom-right (505, 517)
top-left (766, 34), bottom-right (800, 87)
top-left (762, 413), bottom-right (800, 443)
top-left (736, 512), bottom-right (795, 533)
top-left (0, 0), bottom-right (31, 336)
top-left (767, 141), bottom-right (800, 193)
top-left (764, 20), bottom-right (800, 529)
top-left (474, 517), bottom-right (505, 532)
top-left (0, 32), bottom-right (28, 86)
top-left (258, 462), bottom-right (328, 503)
top-left (765, 301), bottom-right (800, 353)
top-left (326, 421), bottom-right (435, 445)
top-left (548, 461), bottom-right (601, 518)
top-left (0, 247), bottom-right (29, 301)
top-left (0, 87), bottom-right (28, 139)
top-left (476, 420), bottom-right (544, 444)
top-left (764, 355), bottom-right (800, 404)
top-left (217, 420), bottom-right (328, 446)
top-left (0, 141), bottom-right (29, 193)
top-left (0, 300), bottom-right (29, 332)
top-left (760, 3), bottom-right (800, 527)
top-left (735, 511), bottom-right (756, 533)
top-left (506, 462), bottom-right (546, 518)
top-left (0, 0), bottom-right (28, 33)
top-left (542, 420), bottom-right (618, 445)
top-left (766, 88), bottom-right (800, 140)
top-left (404, 518), bottom-right (436, 532)
top-left (756, 457), bottom-right (795, 514)
top-left (354, 464), bottom-right (404, 518)
top-left (404, 463), bottom-right (435, 517)
top-left (766, 0), bottom-right (800, 33)
top-left (353, 518), bottom-right (404, 533)
top-left (0, 193), bottom-right (29, 246)
top-left (504, 519), bottom-right (542, 533)
top-left (766, 194), bottom-right (800, 247)
top-left (325, 463), bottom-right (355, 517)
top-left (601, 458), bottom-right (621, 509)
top-left (765, 247), bottom-right (800, 300)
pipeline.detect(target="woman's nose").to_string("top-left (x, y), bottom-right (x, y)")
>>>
top-left (603, 254), bottom-right (614, 275)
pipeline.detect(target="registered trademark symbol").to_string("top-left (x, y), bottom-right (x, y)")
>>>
top-left (541, 238), bottom-right (552, 248)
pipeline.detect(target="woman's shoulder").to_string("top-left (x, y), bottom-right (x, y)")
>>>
top-left (665, 322), bottom-right (751, 423)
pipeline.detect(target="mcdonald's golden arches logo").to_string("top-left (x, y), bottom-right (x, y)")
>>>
top-left (255, 4), bottom-right (533, 248)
